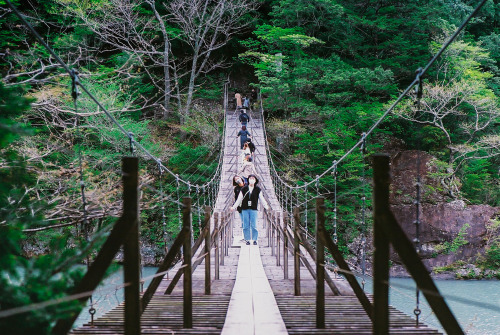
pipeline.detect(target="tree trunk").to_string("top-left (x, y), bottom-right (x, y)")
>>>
top-left (184, 51), bottom-right (199, 120)
top-left (163, 45), bottom-right (171, 119)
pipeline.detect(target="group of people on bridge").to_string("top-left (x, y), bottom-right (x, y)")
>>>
top-left (231, 89), bottom-right (268, 246)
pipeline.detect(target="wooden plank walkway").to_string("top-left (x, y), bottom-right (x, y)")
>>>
top-left (275, 296), bottom-right (441, 334)
top-left (70, 109), bottom-right (442, 335)
top-left (222, 245), bottom-right (287, 335)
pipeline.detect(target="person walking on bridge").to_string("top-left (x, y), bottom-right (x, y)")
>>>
top-left (251, 88), bottom-right (257, 109)
top-left (237, 125), bottom-right (251, 149)
top-left (243, 96), bottom-right (250, 109)
top-left (231, 174), bottom-right (269, 245)
top-left (246, 138), bottom-right (256, 159)
top-left (241, 142), bottom-right (251, 163)
top-left (233, 175), bottom-right (247, 229)
top-left (239, 154), bottom-right (257, 181)
top-left (235, 91), bottom-right (242, 109)
top-left (239, 109), bottom-right (250, 126)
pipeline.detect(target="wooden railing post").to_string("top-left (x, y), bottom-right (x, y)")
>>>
top-left (214, 212), bottom-right (220, 280)
top-left (293, 206), bottom-right (301, 296)
top-left (373, 155), bottom-right (390, 334)
top-left (283, 212), bottom-right (289, 279)
top-left (122, 157), bottom-right (141, 335)
top-left (204, 206), bottom-right (212, 295)
top-left (316, 198), bottom-right (325, 329)
top-left (182, 198), bottom-right (193, 328)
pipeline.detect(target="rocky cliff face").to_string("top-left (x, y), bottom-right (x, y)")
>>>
top-left (387, 150), bottom-right (500, 278)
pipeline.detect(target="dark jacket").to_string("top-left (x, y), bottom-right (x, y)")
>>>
top-left (237, 130), bottom-right (251, 149)
top-left (247, 141), bottom-right (256, 153)
top-left (239, 185), bottom-right (262, 210)
top-left (239, 113), bottom-right (250, 123)
top-left (233, 183), bottom-right (246, 213)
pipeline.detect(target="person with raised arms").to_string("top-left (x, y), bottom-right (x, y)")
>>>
top-left (231, 174), bottom-right (269, 245)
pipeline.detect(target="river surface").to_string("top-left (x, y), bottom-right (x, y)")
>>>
top-left (363, 277), bottom-right (500, 335)
top-left (74, 267), bottom-right (158, 328)
top-left (74, 268), bottom-right (500, 334)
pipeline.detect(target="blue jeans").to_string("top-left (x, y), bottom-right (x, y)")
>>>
top-left (238, 211), bottom-right (243, 228)
top-left (242, 209), bottom-right (258, 241)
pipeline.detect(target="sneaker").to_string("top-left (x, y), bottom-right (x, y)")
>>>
top-left (253, 241), bottom-right (257, 245)
top-left (246, 241), bottom-right (250, 245)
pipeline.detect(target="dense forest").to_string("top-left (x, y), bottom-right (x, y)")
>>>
top-left (1, 0), bottom-right (499, 333)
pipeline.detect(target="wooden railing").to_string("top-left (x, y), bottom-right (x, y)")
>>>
top-left (53, 157), bottom-right (142, 335)
top-left (263, 207), bottom-right (341, 297)
top-left (265, 154), bottom-right (464, 334)
top-left (52, 156), bottom-right (236, 333)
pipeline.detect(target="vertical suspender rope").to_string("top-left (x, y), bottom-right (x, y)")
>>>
top-left (286, 188), bottom-right (290, 215)
top-left (295, 187), bottom-right (299, 214)
top-left (202, 185), bottom-right (206, 207)
top-left (414, 67), bottom-right (424, 327)
top-left (176, 175), bottom-right (182, 231)
top-left (196, 185), bottom-right (201, 234)
top-left (72, 69), bottom-right (96, 326)
top-left (360, 133), bottom-right (367, 290)
top-left (280, 181), bottom-right (284, 210)
top-left (129, 132), bottom-right (135, 155)
top-left (315, 175), bottom-right (320, 197)
top-left (188, 182), bottom-right (193, 245)
top-left (158, 163), bottom-right (168, 254)
top-left (304, 185), bottom-right (308, 231)
top-left (332, 161), bottom-right (338, 244)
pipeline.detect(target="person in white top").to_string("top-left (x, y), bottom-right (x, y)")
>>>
top-left (241, 142), bottom-right (251, 163)
top-left (231, 174), bottom-right (269, 245)
top-left (238, 154), bottom-right (257, 182)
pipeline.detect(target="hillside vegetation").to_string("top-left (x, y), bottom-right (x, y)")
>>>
top-left (1, 0), bottom-right (499, 332)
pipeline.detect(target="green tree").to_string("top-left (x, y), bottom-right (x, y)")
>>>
top-left (0, 82), bottom-right (86, 334)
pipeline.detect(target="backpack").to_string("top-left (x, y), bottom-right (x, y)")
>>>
top-left (239, 113), bottom-right (250, 122)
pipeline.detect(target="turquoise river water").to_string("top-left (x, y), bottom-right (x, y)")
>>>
top-left (74, 268), bottom-right (500, 334)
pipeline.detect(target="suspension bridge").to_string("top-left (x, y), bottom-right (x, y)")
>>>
top-left (61, 107), bottom-right (444, 335)
top-left (4, 0), bottom-right (496, 334)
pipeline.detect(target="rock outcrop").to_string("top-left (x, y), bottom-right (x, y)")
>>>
top-left (386, 150), bottom-right (500, 277)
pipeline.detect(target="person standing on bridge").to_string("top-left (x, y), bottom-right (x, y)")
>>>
top-left (243, 96), bottom-right (250, 109)
top-left (239, 154), bottom-right (257, 182)
top-left (233, 175), bottom-right (247, 228)
top-left (241, 142), bottom-right (251, 163)
top-left (246, 138), bottom-right (256, 159)
top-left (237, 125), bottom-right (251, 149)
top-left (239, 109), bottom-right (250, 126)
top-left (231, 174), bottom-right (269, 245)
top-left (235, 91), bottom-right (242, 109)
top-left (251, 88), bottom-right (257, 109)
